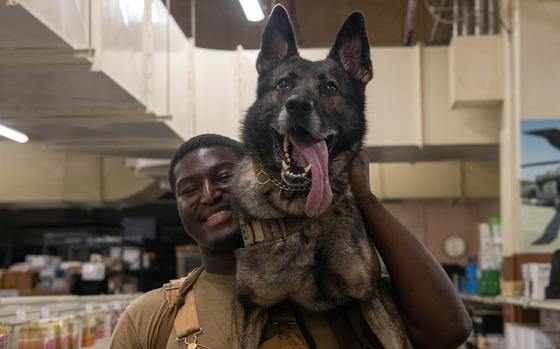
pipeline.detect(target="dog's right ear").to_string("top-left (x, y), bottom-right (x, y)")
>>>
top-left (256, 5), bottom-right (299, 74)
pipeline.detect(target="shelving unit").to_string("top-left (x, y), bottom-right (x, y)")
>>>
top-left (461, 294), bottom-right (560, 311)
top-left (0, 293), bottom-right (141, 349)
top-left (0, 294), bottom-right (141, 320)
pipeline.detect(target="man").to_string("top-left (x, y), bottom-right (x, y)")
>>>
top-left (109, 134), bottom-right (471, 349)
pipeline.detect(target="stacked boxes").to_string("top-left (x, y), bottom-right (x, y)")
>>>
top-left (505, 323), bottom-right (560, 349)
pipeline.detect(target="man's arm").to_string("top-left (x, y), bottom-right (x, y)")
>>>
top-left (108, 311), bottom-right (143, 349)
top-left (351, 151), bottom-right (472, 349)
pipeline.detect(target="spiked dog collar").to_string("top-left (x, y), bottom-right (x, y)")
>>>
top-left (239, 216), bottom-right (314, 247)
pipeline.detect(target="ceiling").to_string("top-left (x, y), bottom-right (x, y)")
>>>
top-left (0, 1), bottom-right (491, 163)
top-left (169, 0), bottom-right (453, 49)
top-left (0, 4), bottom-right (183, 159)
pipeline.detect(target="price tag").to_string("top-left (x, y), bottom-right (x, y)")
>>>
top-left (16, 309), bottom-right (27, 322)
top-left (112, 302), bottom-right (122, 311)
top-left (85, 304), bottom-right (95, 313)
top-left (40, 307), bottom-right (50, 319)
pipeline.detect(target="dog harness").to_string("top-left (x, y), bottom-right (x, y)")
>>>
top-left (164, 268), bottom-right (310, 349)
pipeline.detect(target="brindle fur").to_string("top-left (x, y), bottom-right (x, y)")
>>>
top-left (230, 6), bottom-right (412, 349)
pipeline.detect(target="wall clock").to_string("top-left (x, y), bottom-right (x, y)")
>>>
top-left (443, 235), bottom-right (467, 259)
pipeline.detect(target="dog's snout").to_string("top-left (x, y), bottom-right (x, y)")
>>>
top-left (285, 95), bottom-right (313, 116)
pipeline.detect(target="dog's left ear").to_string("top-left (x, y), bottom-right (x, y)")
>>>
top-left (328, 12), bottom-right (373, 84)
top-left (256, 5), bottom-right (299, 74)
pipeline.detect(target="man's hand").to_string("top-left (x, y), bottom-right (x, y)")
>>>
top-left (350, 149), bottom-right (372, 200)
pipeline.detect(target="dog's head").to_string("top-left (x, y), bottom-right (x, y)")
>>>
top-left (242, 6), bottom-right (372, 218)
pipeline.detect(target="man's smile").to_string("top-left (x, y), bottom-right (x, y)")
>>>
top-left (201, 208), bottom-right (233, 228)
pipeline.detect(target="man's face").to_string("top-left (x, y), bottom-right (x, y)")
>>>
top-left (173, 146), bottom-right (243, 251)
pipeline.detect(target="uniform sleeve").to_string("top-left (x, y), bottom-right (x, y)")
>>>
top-left (108, 311), bottom-right (143, 349)
top-left (108, 288), bottom-right (174, 349)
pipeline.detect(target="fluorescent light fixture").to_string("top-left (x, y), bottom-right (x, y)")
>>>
top-left (239, 0), bottom-right (265, 22)
top-left (0, 124), bottom-right (29, 143)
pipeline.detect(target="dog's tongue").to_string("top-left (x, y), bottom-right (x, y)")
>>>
top-left (290, 134), bottom-right (333, 217)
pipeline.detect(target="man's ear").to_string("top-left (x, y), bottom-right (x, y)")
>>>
top-left (256, 5), bottom-right (299, 74)
top-left (328, 12), bottom-right (373, 84)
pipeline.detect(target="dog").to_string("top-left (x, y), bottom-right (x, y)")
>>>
top-left (231, 6), bottom-right (412, 349)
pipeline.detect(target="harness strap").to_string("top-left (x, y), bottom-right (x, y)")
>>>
top-left (163, 267), bottom-right (204, 342)
top-left (175, 290), bottom-right (201, 340)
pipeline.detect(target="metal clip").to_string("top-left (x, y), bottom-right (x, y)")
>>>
top-left (273, 321), bottom-right (297, 339)
top-left (256, 170), bottom-right (270, 185)
top-left (177, 329), bottom-right (209, 349)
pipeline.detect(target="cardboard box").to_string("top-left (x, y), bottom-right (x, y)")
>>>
top-left (1, 271), bottom-right (37, 290)
top-left (505, 323), bottom-right (560, 349)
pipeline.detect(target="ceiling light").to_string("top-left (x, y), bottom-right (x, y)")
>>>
top-left (0, 124), bottom-right (29, 143)
top-left (239, 0), bottom-right (264, 22)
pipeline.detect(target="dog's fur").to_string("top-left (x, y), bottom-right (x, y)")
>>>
top-left (231, 6), bottom-right (412, 349)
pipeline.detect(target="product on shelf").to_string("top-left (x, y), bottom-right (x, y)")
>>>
top-left (81, 314), bottom-right (96, 348)
top-left (2, 296), bottom-right (132, 349)
top-left (0, 325), bottom-right (8, 349)
top-left (462, 256), bottom-right (479, 294)
top-left (522, 262), bottom-right (551, 300)
top-left (479, 269), bottom-right (501, 297)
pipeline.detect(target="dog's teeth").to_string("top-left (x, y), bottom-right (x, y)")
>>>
top-left (284, 153), bottom-right (291, 163)
top-left (304, 164), bottom-right (312, 174)
top-left (283, 135), bottom-right (289, 153)
top-left (282, 161), bottom-right (289, 171)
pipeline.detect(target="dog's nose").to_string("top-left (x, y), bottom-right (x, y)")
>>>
top-left (285, 95), bottom-right (313, 116)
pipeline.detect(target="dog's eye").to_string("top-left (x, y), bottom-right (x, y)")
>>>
top-left (275, 79), bottom-right (292, 91)
top-left (325, 81), bottom-right (338, 92)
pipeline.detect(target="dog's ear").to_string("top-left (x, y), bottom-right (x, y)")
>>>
top-left (256, 5), bottom-right (299, 74)
top-left (328, 12), bottom-right (373, 84)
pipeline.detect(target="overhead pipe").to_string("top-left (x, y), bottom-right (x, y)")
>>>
top-left (403, 0), bottom-right (418, 46)
top-left (474, 0), bottom-right (484, 35)
top-left (461, 0), bottom-right (470, 36)
top-left (428, 0), bottom-right (449, 44)
top-left (487, 0), bottom-right (496, 34)
top-left (452, 0), bottom-right (460, 37)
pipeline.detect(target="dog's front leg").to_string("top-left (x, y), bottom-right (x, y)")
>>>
top-left (361, 277), bottom-right (413, 349)
top-left (232, 298), bottom-right (268, 349)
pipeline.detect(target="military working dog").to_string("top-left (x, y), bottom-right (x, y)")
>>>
top-left (231, 6), bottom-right (412, 349)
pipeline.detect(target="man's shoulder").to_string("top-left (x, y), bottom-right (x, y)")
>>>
top-left (126, 287), bottom-right (169, 316)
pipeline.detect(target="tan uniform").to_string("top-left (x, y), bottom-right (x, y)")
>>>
top-left (109, 271), bottom-right (377, 349)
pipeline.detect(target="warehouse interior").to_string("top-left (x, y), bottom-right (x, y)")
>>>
top-left (0, 0), bottom-right (559, 348)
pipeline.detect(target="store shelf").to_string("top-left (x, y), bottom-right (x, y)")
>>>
top-left (0, 293), bottom-right (141, 306)
top-left (461, 294), bottom-right (560, 311)
top-left (0, 293), bottom-right (141, 320)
